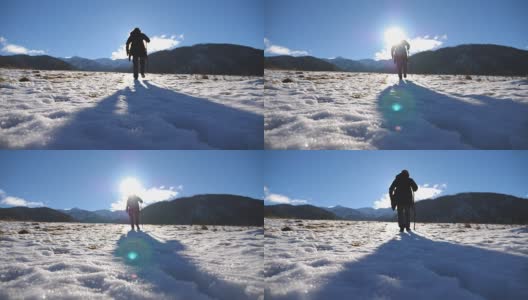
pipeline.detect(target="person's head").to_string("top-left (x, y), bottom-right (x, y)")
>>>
top-left (400, 169), bottom-right (410, 178)
top-left (131, 27), bottom-right (141, 35)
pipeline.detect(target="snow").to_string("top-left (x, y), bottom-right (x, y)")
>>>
top-left (264, 70), bottom-right (528, 149)
top-left (0, 69), bottom-right (263, 149)
top-left (0, 222), bottom-right (263, 300)
top-left (264, 219), bottom-right (528, 300)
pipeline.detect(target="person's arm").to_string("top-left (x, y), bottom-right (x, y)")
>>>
top-left (389, 179), bottom-right (397, 196)
top-left (389, 179), bottom-right (397, 210)
top-left (126, 36), bottom-right (132, 56)
top-left (125, 200), bottom-right (129, 212)
top-left (391, 46), bottom-right (395, 60)
top-left (143, 34), bottom-right (150, 43)
top-left (410, 179), bottom-right (418, 192)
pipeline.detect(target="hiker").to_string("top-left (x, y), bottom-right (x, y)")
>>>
top-left (391, 40), bottom-right (410, 80)
top-left (126, 194), bottom-right (144, 231)
top-left (126, 27), bottom-right (150, 80)
top-left (389, 169), bottom-right (418, 232)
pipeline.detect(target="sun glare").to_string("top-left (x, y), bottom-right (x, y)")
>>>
top-left (120, 177), bottom-right (143, 197)
top-left (384, 27), bottom-right (407, 46)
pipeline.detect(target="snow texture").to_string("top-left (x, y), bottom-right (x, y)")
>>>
top-left (265, 70), bottom-right (528, 149)
top-left (265, 219), bottom-right (528, 300)
top-left (0, 69), bottom-right (263, 149)
top-left (0, 222), bottom-right (263, 300)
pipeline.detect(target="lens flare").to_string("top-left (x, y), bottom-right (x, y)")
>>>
top-left (379, 84), bottom-right (416, 133)
top-left (127, 251), bottom-right (138, 260)
top-left (384, 27), bottom-right (407, 46)
top-left (120, 177), bottom-right (143, 197)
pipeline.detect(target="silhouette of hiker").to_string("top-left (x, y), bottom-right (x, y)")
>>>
top-left (126, 194), bottom-right (144, 231)
top-left (126, 27), bottom-right (150, 80)
top-left (389, 169), bottom-right (418, 232)
top-left (391, 40), bottom-right (410, 80)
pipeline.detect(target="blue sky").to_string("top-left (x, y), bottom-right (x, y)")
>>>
top-left (0, 0), bottom-right (263, 59)
top-left (264, 151), bottom-right (528, 209)
top-left (265, 0), bottom-right (528, 60)
top-left (0, 151), bottom-right (263, 211)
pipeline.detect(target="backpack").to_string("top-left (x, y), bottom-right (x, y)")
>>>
top-left (394, 45), bottom-right (407, 57)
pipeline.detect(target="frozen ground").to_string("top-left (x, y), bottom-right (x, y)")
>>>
top-left (0, 69), bottom-right (263, 149)
top-left (265, 219), bottom-right (528, 300)
top-left (265, 70), bottom-right (528, 149)
top-left (0, 222), bottom-right (263, 300)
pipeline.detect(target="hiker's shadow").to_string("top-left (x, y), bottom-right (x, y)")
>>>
top-left (114, 230), bottom-right (251, 299)
top-left (40, 80), bottom-right (263, 149)
top-left (374, 81), bottom-right (528, 149)
top-left (308, 231), bottom-right (528, 300)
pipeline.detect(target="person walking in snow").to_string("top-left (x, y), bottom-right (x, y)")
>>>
top-left (126, 27), bottom-right (150, 80)
top-left (391, 40), bottom-right (410, 80)
top-left (389, 170), bottom-right (418, 232)
top-left (126, 194), bottom-right (143, 231)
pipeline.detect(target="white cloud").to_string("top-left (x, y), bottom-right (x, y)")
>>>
top-left (111, 34), bottom-right (184, 60)
top-left (110, 185), bottom-right (182, 211)
top-left (264, 186), bottom-right (308, 205)
top-left (0, 36), bottom-right (45, 55)
top-left (373, 183), bottom-right (446, 209)
top-left (264, 38), bottom-right (308, 56)
top-left (0, 189), bottom-right (44, 207)
top-left (375, 34), bottom-right (447, 60)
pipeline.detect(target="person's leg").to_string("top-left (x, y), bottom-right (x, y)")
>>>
top-left (128, 212), bottom-right (134, 230)
top-left (404, 206), bottom-right (411, 229)
top-left (132, 56), bottom-right (139, 79)
top-left (397, 206), bottom-right (404, 231)
top-left (403, 58), bottom-right (408, 78)
top-left (135, 210), bottom-right (140, 230)
top-left (140, 57), bottom-right (146, 77)
top-left (396, 60), bottom-right (403, 80)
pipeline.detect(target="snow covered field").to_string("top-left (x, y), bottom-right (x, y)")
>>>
top-left (265, 219), bottom-right (528, 300)
top-left (265, 70), bottom-right (528, 149)
top-left (0, 69), bottom-right (263, 149)
top-left (0, 222), bottom-right (263, 300)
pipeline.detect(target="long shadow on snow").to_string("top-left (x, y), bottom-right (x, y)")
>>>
top-left (304, 231), bottom-right (528, 300)
top-left (42, 80), bottom-right (263, 149)
top-left (376, 81), bottom-right (528, 149)
top-left (115, 230), bottom-right (251, 300)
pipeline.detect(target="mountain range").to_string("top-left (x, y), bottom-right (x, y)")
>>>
top-left (57, 208), bottom-right (128, 224)
top-left (265, 44), bottom-right (528, 76)
top-left (0, 43), bottom-right (263, 76)
top-left (2, 193), bottom-right (526, 225)
top-left (0, 194), bottom-right (263, 226)
top-left (264, 204), bottom-right (339, 220)
top-left (0, 207), bottom-right (74, 222)
top-left (140, 194), bottom-right (263, 226)
top-left (265, 193), bottom-right (528, 224)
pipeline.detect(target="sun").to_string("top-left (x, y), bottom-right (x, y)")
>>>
top-left (120, 177), bottom-right (143, 197)
top-left (384, 27), bottom-right (407, 46)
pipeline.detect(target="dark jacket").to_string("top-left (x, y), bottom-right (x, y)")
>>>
top-left (126, 195), bottom-right (143, 212)
top-left (389, 172), bottom-right (418, 208)
top-left (126, 30), bottom-right (150, 57)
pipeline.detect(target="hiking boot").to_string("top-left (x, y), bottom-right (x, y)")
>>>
top-left (399, 227), bottom-right (404, 233)
top-left (406, 227), bottom-right (411, 232)
top-left (141, 73), bottom-right (145, 78)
